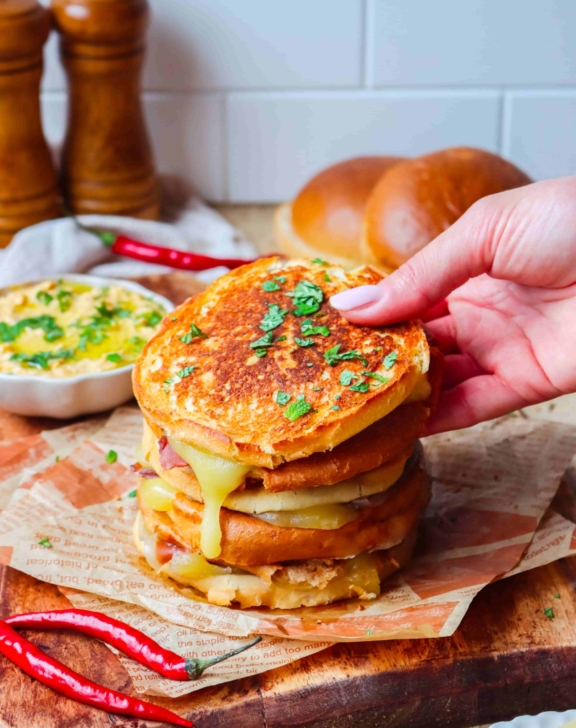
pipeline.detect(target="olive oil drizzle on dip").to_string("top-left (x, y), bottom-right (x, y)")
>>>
top-left (0, 281), bottom-right (165, 377)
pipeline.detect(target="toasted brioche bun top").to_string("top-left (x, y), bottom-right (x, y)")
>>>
top-left (362, 147), bottom-right (531, 270)
top-left (276, 156), bottom-right (404, 270)
top-left (133, 258), bottom-right (429, 468)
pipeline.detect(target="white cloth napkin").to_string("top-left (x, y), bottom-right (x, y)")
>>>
top-left (0, 197), bottom-right (256, 287)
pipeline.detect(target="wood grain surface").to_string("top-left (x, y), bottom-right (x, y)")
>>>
top-left (0, 272), bottom-right (575, 728)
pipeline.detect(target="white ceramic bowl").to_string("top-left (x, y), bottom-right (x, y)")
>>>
top-left (0, 274), bottom-right (173, 418)
top-left (491, 710), bottom-right (576, 727)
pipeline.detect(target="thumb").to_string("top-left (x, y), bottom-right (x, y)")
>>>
top-left (330, 198), bottom-right (496, 325)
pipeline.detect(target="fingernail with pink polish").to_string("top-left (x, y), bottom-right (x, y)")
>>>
top-left (330, 285), bottom-right (383, 311)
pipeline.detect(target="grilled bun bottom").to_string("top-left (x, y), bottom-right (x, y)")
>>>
top-left (135, 519), bottom-right (418, 610)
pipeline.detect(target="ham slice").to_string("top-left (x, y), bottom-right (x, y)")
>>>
top-left (158, 437), bottom-right (188, 469)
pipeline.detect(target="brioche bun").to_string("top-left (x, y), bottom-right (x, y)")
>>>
top-left (362, 147), bottom-right (532, 269)
top-left (275, 157), bottom-right (404, 269)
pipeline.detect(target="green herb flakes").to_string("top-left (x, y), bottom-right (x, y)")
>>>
top-left (57, 289), bottom-right (73, 312)
top-left (384, 352), bottom-right (398, 370)
top-left (287, 280), bottom-right (324, 316)
top-left (140, 310), bottom-right (163, 328)
top-left (55, 455), bottom-right (60, 462)
top-left (339, 370), bottom-right (357, 386)
top-left (310, 257), bottom-right (327, 265)
top-left (10, 349), bottom-right (74, 370)
top-left (179, 323), bottom-right (207, 344)
top-left (105, 450), bottom-right (118, 464)
top-left (544, 607), bottom-right (554, 619)
top-left (106, 353), bottom-right (122, 363)
top-left (301, 319), bottom-right (330, 337)
top-left (255, 349), bottom-right (267, 358)
top-left (130, 336), bottom-right (146, 348)
top-left (177, 366), bottom-right (196, 378)
top-left (331, 405), bottom-right (341, 411)
top-left (349, 381), bottom-right (370, 393)
top-left (334, 394), bottom-right (341, 400)
top-left (362, 371), bottom-right (390, 385)
top-left (274, 276), bottom-right (287, 284)
top-left (295, 337), bottom-right (315, 348)
top-left (276, 391), bottom-right (291, 405)
top-left (554, 593), bottom-right (561, 599)
top-left (306, 362), bottom-right (314, 367)
top-left (324, 344), bottom-right (368, 367)
top-left (323, 272), bottom-right (331, 282)
top-left (0, 315), bottom-right (63, 344)
top-left (260, 303), bottom-right (288, 332)
top-left (36, 290), bottom-right (53, 306)
top-left (250, 332), bottom-right (275, 349)
top-left (38, 538), bottom-right (52, 548)
top-left (284, 398), bottom-right (312, 421)
top-left (128, 490), bottom-right (137, 498)
top-left (262, 280), bottom-right (281, 292)
top-left (313, 386), bottom-right (323, 391)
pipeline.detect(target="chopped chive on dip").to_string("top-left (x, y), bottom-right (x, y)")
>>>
top-left (0, 281), bottom-right (167, 377)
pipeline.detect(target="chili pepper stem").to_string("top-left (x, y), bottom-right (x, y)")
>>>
top-left (184, 636), bottom-right (262, 680)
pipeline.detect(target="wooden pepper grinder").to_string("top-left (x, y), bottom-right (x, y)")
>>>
top-left (0, 0), bottom-right (61, 247)
top-left (51, 0), bottom-right (160, 219)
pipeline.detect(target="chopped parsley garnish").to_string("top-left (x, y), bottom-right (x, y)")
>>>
top-left (57, 289), bottom-right (73, 312)
top-left (339, 370), bottom-right (357, 386)
top-left (310, 257), bottom-right (327, 265)
top-left (275, 391), bottom-right (291, 405)
top-left (287, 280), bottom-right (324, 316)
top-left (334, 394), bottom-right (341, 400)
top-left (129, 336), bottom-right (146, 348)
top-left (179, 323), bottom-right (207, 344)
top-left (105, 450), bottom-right (118, 463)
top-left (274, 275), bottom-right (287, 284)
top-left (284, 397), bottom-right (312, 421)
top-left (324, 344), bottom-right (368, 367)
top-left (349, 381), bottom-right (370, 393)
top-left (301, 319), bottom-right (330, 337)
top-left (106, 353), bottom-right (122, 363)
top-left (140, 310), bottom-right (163, 327)
top-left (383, 352), bottom-right (398, 370)
top-left (362, 371), bottom-right (390, 385)
top-left (177, 366), bottom-right (196, 378)
top-left (544, 607), bottom-right (554, 619)
top-left (36, 290), bottom-right (53, 306)
top-left (0, 315), bottom-right (64, 344)
top-left (128, 489), bottom-right (137, 498)
top-left (331, 405), bottom-right (341, 411)
top-left (55, 455), bottom-right (60, 462)
top-left (323, 272), bottom-right (331, 282)
top-left (554, 593), bottom-right (561, 599)
top-left (275, 335), bottom-right (287, 342)
top-left (255, 349), bottom-right (267, 358)
top-left (38, 538), bottom-right (52, 548)
top-left (10, 349), bottom-right (74, 370)
top-left (306, 362), bottom-right (314, 367)
top-left (262, 280), bottom-right (281, 292)
top-left (259, 303), bottom-right (288, 332)
top-left (313, 386), bottom-right (323, 391)
top-left (295, 337), bottom-right (315, 348)
top-left (250, 332), bottom-right (275, 349)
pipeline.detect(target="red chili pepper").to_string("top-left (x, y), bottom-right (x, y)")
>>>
top-left (6, 609), bottom-right (261, 680)
top-left (0, 620), bottom-right (193, 726)
top-left (78, 220), bottom-right (260, 272)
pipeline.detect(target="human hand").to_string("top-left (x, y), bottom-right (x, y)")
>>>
top-left (330, 177), bottom-right (576, 434)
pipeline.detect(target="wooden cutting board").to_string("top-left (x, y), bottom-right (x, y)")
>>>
top-left (1, 272), bottom-right (576, 728)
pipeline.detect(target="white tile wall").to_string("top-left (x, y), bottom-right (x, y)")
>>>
top-left (38, 0), bottom-right (576, 202)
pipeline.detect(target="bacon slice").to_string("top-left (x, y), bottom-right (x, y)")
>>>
top-left (158, 437), bottom-right (188, 470)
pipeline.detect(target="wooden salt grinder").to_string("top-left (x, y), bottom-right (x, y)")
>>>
top-left (0, 0), bottom-right (61, 247)
top-left (51, 0), bottom-right (160, 219)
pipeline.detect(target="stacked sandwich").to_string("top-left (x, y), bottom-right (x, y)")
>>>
top-left (132, 258), bottom-right (442, 610)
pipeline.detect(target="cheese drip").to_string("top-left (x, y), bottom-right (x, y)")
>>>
top-left (404, 372), bottom-right (431, 403)
top-left (168, 439), bottom-right (250, 559)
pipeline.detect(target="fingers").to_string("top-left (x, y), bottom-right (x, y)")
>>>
top-left (330, 192), bottom-right (503, 325)
top-left (425, 374), bottom-right (527, 435)
top-left (424, 316), bottom-right (459, 354)
top-left (442, 353), bottom-right (486, 389)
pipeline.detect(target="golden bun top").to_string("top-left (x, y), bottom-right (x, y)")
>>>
top-left (133, 257), bottom-right (429, 468)
top-left (362, 147), bottom-right (532, 270)
top-left (275, 147), bottom-right (530, 272)
top-left (289, 156), bottom-right (404, 266)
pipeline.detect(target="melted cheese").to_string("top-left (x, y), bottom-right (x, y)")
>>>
top-left (168, 551), bottom-right (231, 579)
top-left (168, 438), bottom-right (250, 559)
top-left (139, 477), bottom-right (178, 512)
top-left (254, 504), bottom-right (359, 530)
top-left (225, 455), bottom-right (408, 514)
top-left (404, 371), bottom-right (431, 403)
